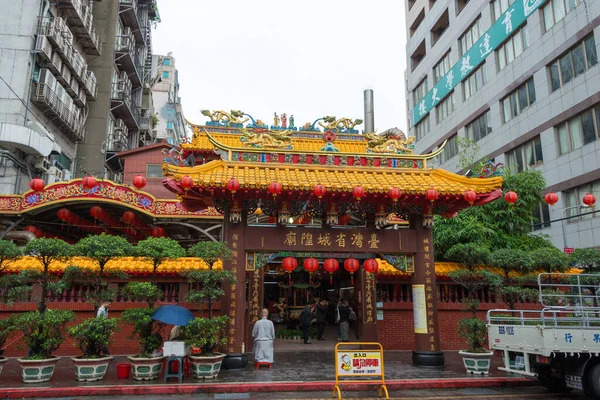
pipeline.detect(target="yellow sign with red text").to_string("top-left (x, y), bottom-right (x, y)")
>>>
top-left (334, 342), bottom-right (388, 399)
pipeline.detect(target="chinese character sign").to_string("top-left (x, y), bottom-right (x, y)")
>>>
top-left (338, 351), bottom-right (382, 376)
top-left (410, 0), bottom-right (547, 126)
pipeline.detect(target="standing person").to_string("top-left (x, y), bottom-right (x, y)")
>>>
top-left (338, 300), bottom-right (350, 342)
top-left (316, 299), bottom-right (328, 340)
top-left (300, 302), bottom-right (315, 344)
top-left (96, 302), bottom-right (111, 355)
top-left (252, 308), bottom-right (275, 364)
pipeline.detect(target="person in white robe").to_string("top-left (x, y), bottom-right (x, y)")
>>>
top-left (253, 308), bottom-right (275, 363)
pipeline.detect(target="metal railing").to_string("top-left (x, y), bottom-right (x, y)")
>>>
top-left (538, 273), bottom-right (600, 309)
top-left (31, 82), bottom-right (86, 142)
top-left (488, 308), bottom-right (600, 327)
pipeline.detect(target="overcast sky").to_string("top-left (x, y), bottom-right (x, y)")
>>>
top-left (152, 0), bottom-right (407, 133)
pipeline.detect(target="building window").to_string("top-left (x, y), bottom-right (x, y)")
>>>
top-left (459, 18), bottom-right (482, 56)
top-left (543, 0), bottom-right (580, 31)
top-left (413, 79), bottom-right (428, 106)
top-left (497, 26), bottom-right (529, 71)
top-left (415, 116), bottom-right (430, 141)
top-left (466, 111), bottom-right (492, 142)
top-left (436, 91), bottom-right (455, 124)
top-left (164, 58), bottom-right (171, 66)
top-left (550, 36), bottom-right (597, 92)
top-left (433, 51), bottom-right (452, 84)
top-left (162, 71), bottom-right (169, 79)
top-left (502, 77), bottom-right (536, 123)
top-left (506, 136), bottom-right (543, 173)
top-left (166, 121), bottom-right (174, 129)
top-left (438, 134), bottom-right (459, 164)
top-left (146, 164), bottom-right (162, 178)
top-left (532, 202), bottom-right (551, 231)
top-left (564, 179), bottom-right (600, 219)
top-left (462, 64), bottom-right (487, 100)
top-left (492, 0), bottom-right (516, 22)
top-left (456, 0), bottom-right (470, 15)
top-left (556, 104), bottom-right (600, 155)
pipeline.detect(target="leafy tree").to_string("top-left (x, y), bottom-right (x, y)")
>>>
top-left (498, 286), bottom-right (538, 310)
top-left (0, 315), bottom-right (16, 353)
top-left (0, 239), bottom-right (21, 272)
top-left (571, 248), bottom-right (600, 271)
top-left (187, 241), bottom-right (232, 269)
top-left (134, 237), bottom-right (185, 280)
top-left (120, 308), bottom-right (164, 358)
top-left (121, 282), bottom-right (163, 307)
top-left (16, 309), bottom-right (75, 359)
top-left (490, 248), bottom-right (533, 279)
top-left (531, 247), bottom-right (570, 273)
top-left (456, 137), bottom-right (487, 173)
top-left (68, 317), bottom-right (119, 358)
top-left (445, 243), bottom-right (490, 272)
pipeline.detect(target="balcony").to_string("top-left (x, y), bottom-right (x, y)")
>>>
top-left (55, 0), bottom-right (101, 55)
top-left (118, 0), bottom-right (145, 44)
top-left (110, 83), bottom-right (140, 131)
top-left (115, 34), bottom-right (142, 87)
top-left (31, 82), bottom-right (86, 143)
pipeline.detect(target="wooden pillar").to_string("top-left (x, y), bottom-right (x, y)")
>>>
top-left (410, 214), bottom-right (444, 366)
top-left (246, 265), bottom-right (265, 352)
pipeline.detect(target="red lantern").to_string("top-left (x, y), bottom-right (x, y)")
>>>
top-left (226, 177), bottom-right (240, 194)
top-left (268, 181), bottom-right (282, 197)
top-left (426, 188), bottom-right (439, 203)
top-left (464, 190), bottom-right (477, 205)
top-left (544, 192), bottom-right (558, 206)
top-left (23, 225), bottom-right (38, 235)
top-left (57, 208), bottom-right (70, 221)
top-left (323, 258), bottom-right (339, 284)
top-left (282, 257), bottom-right (298, 284)
top-left (389, 187), bottom-right (402, 202)
top-left (82, 175), bottom-right (97, 190)
top-left (313, 184), bottom-right (326, 199)
top-left (352, 186), bottom-right (365, 201)
top-left (180, 176), bottom-right (193, 191)
top-left (504, 190), bottom-right (518, 205)
top-left (133, 175), bottom-right (147, 189)
top-left (151, 227), bottom-right (165, 237)
top-left (303, 258), bottom-right (319, 273)
top-left (364, 259), bottom-right (378, 275)
top-left (29, 178), bottom-right (45, 192)
top-left (344, 258), bottom-right (360, 285)
top-left (583, 193), bottom-right (597, 207)
top-left (90, 206), bottom-right (104, 219)
top-left (122, 211), bottom-right (135, 224)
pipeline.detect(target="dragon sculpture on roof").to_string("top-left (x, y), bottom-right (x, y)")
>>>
top-left (201, 109), bottom-right (249, 126)
top-left (365, 128), bottom-right (416, 154)
top-left (239, 128), bottom-right (294, 149)
top-left (318, 116), bottom-right (363, 132)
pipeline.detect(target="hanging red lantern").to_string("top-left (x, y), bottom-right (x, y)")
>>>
top-left (426, 188), bottom-right (439, 203)
top-left (583, 193), bottom-right (597, 207)
top-left (504, 190), bottom-right (518, 205)
top-left (133, 175), bottom-right (147, 189)
top-left (313, 184), bottom-right (326, 199)
top-left (363, 259), bottom-right (379, 275)
top-left (303, 258), bottom-right (319, 273)
top-left (57, 208), bottom-right (70, 221)
top-left (323, 258), bottom-right (339, 284)
top-left (180, 176), bottom-right (193, 191)
top-left (389, 187), bottom-right (402, 202)
top-left (29, 178), bottom-right (45, 192)
top-left (226, 177), bottom-right (240, 194)
top-left (122, 211), bottom-right (135, 224)
top-left (282, 257), bottom-right (298, 284)
top-left (151, 227), bottom-right (165, 237)
top-left (344, 258), bottom-right (360, 285)
top-left (268, 181), bottom-right (282, 197)
top-left (464, 190), bottom-right (477, 205)
top-left (544, 192), bottom-right (558, 206)
top-left (90, 206), bottom-right (104, 219)
top-left (352, 186), bottom-right (365, 201)
top-left (23, 225), bottom-right (38, 235)
top-left (82, 175), bottom-right (97, 190)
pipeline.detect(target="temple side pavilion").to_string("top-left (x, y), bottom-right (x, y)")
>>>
top-left (162, 113), bottom-right (503, 366)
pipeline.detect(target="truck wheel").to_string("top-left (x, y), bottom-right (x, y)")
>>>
top-left (584, 363), bottom-right (600, 399)
top-left (537, 364), bottom-right (572, 393)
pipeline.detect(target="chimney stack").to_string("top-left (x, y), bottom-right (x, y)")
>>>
top-left (364, 89), bottom-right (374, 134)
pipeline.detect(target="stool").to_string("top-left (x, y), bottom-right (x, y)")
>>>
top-left (255, 361), bottom-right (272, 369)
top-left (164, 356), bottom-right (184, 383)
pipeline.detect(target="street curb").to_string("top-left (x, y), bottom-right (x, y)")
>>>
top-left (0, 377), bottom-right (534, 398)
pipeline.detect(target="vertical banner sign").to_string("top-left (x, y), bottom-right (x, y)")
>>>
top-left (412, 284), bottom-right (427, 334)
top-left (410, 0), bottom-right (547, 126)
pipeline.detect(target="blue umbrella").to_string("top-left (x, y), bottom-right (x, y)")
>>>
top-left (151, 305), bottom-right (195, 326)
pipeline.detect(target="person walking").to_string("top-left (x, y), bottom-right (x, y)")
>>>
top-left (96, 302), bottom-right (111, 356)
top-left (252, 308), bottom-right (275, 364)
top-left (300, 302), bottom-right (315, 344)
top-left (316, 299), bottom-right (328, 340)
top-left (338, 300), bottom-right (350, 342)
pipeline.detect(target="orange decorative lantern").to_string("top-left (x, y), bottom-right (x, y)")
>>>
top-left (426, 188), bottom-right (439, 203)
top-left (544, 192), bottom-right (558, 206)
top-left (133, 175), bottom-right (147, 189)
top-left (323, 258), bottom-right (339, 284)
top-left (352, 186), bottom-right (365, 201)
top-left (363, 258), bottom-right (378, 275)
top-left (29, 178), bottom-right (45, 192)
top-left (344, 258), bottom-right (360, 285)
top-left (226, 177), bottom-right (240, 194)
top-left (303, 257), bottom-right (319, 284)
top-left (151, 227), bottom-right (165, 237)
top-left (24, 225), bottom-right (38, 235)
top-left (313, 184), bottom-right (326, 199)
top-left (57, 208), bottom-right (70, 221)
top-left (180, 176), bottom-right (193, 191)
top-left (464, 190), bottom-right (477, 205)
top-left (583, 193), bottom-right (597, 207)
top-left (268, 181), bottom-right (282, 197)
top-left (282, 256), bottom-right (298, 284)
top-left (82, 175), bottom-right (97, 190)
top-left (504, 190), bottom-right (518, 205)
top-left (90, 206), bottom-right (104, 219)
top-left (122, 211), bottom-right (135, 224)
top-left (389, 187), bottom-right (402, 202)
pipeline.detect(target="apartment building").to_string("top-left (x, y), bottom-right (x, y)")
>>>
top-left (405, 0), bottom-right (600, 250)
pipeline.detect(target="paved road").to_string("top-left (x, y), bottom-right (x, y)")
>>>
top-left (51, 386), bottom-right (589, 399)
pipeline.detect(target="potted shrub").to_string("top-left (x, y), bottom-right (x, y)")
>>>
top-left (68, 316), bottom-right (119, 381)
top-left (446, 243), bottom-right (502, 374)
top-left (0, 239), bottom-right (21, 374)
top-left (0, 316), bottom-right (16, 374)
top-left (120, 282), bottom-right (166, 380)
top-left (182, 241), bottom-right (235, 376)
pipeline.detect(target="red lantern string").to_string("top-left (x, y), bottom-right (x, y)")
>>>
top-left (323, 258), bottom-right (339, 284)
top-left (583, 193), bottom-right (597, 207)
top-left (282, 257), bottom-right (297, 284)
top-left (344, 258), bottom-right (360, 285)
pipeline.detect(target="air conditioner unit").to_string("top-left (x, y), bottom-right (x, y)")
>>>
top-left (35, 36), bottom-right (52, 61)
top-left (47, 166), bottom-right (63, 180)
top-left (49, 52), bottom-right (62, 74)
top-left (34, 157), bottom-right (51, 171)
top-left (38, 68), bottom-right (56, 89)
top-left (58, 64), bottom-right (71, 85)
top-left (118, 71), bottom-right (128, 81)
top-left (62, 169), bottom-right (72, 181)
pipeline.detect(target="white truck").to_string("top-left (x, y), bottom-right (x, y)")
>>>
top-left (487, 273), bottom-right (600, 398)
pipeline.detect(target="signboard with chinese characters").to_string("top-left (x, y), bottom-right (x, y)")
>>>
top-left (337, 351), bottom-right (382, 376)
top-left (412, 284), bottom-right (427, 334)
top-left (410, 0), bottom-right (547, 126)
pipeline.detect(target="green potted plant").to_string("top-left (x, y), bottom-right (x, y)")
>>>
top-left (446, 243), bottom-right (502, 374)
top-left (182, 241), bottom-right (234, 377)
top-left (0, 315), bottom-right (16, 374)
top-left (0, 239), bottom-right (21, 374)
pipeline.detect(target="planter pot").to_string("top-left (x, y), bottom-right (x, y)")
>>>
top-left (0, 357), bottom-right (8, 375)
top-left (18, 357), bottom-right (60, 383)
top-left (189, 353), bottom-right (226, 379)
top-left (459, 350), bottom-right (494, 375)
top-left (71, 356), bottom-right (112, 381)
top-left (127, 355), bottom-right (166, 380)
top-left (221, 353), bottom-right (248, 370)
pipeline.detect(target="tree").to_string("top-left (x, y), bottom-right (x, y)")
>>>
top-left (0, 239), bottom-right (21, 272)
top-left (572, 248), bottom-right (600, 271)
top-left (490, 248), bottom-right (533, 279)
top-left (445, 243), bottom-right (490, 272)
top-left (531, 247), bottom-right (570, 273)
top-left (134, 237), bottom-right (185, 280)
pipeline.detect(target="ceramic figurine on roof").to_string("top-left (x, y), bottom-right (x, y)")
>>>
top-left (239, 128), bottom-right (293, 149)
top-left (201, 110), bottom-right (249, 127)
top-left (315, 116), bottom-right (363, 133)
top-left (289, 115), bottom-right (295, 128)
top-left (281, 113), bottom-right (287, 128)
top-left (365, 128), bottom-right (416, 155)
